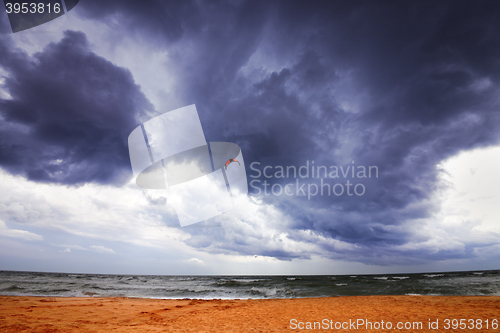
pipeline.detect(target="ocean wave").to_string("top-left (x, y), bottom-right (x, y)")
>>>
top-left (232, 279), bottom-right (265, 283)
top-left (44, 288), bottom-right (72, 293)
top-left (0, 284), bottom-right (24, 292)
top-left (250, 287), bottom-right (277, 297)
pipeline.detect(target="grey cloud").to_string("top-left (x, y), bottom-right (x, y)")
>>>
top-left (77, 0), bottom-right (203, 42)
top-left (0, 30), bottom-right (153, 185)
top-left (155, 1), bottom-right (500, 264)
top-left (3, 0), bottom-right (500, 265)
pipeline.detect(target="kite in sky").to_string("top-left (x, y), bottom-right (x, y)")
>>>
top-left (225, 158), bottom-right (240, 170)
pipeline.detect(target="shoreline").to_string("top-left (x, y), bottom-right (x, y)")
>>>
top-left (1, 295), bottom-right (499, 332)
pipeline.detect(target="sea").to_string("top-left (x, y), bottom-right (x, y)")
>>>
top-left (0, 270), bottom-right (499, 299)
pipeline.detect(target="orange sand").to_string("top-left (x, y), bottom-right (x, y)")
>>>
top-left (0, 296), bottom-right (499, 332)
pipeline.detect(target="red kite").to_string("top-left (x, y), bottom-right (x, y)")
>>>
top-left (225, 158), bottom-right (240, 170)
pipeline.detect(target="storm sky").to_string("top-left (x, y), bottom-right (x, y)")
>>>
top-left (1, 0), bottom-right (500, 275)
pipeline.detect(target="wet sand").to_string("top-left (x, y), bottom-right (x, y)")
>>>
top-left (1, 295), bottom-right (499, 332)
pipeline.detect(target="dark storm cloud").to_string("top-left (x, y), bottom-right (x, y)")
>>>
top-left (77, 0), bottom-right (203, 42)
top-left (5, 1), bottom-right (500, 264)
top-left (0, 7), bottom-right (11, 34)
top-left (78, 0), bottom-right (500, 263)
top-left (150, 1), bottom-right (500, 264)
top-left (0, 30), bottom-right (152, 185)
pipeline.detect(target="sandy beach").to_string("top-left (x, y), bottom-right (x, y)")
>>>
top-left (0, 295), bottom-right (499, 332)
